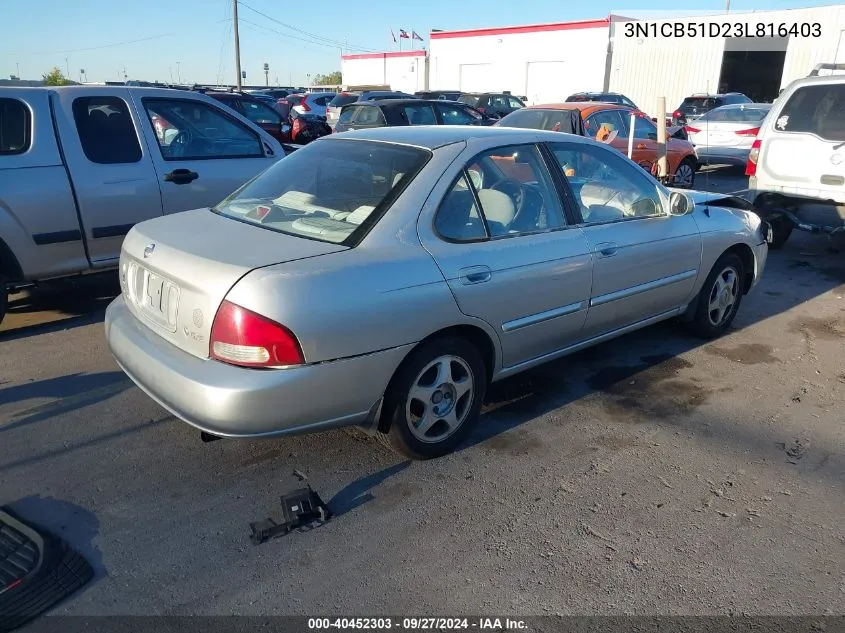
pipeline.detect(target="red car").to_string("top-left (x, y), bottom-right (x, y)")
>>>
top-left (205, 91), bottom-right (292, 144)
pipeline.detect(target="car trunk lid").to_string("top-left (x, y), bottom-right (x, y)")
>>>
top-left (688, 120), bottom-right (759, 148)
top-left (119, 208), bottom-right (348, 359)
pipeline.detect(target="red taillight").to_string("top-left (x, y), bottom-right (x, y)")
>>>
top-left (745, 139), bottom-right (761, 177)
top-left (673, 109), bottom-right (682, 119)
top-left (292, 117), bottom-right (304, 137)
top-left (209, 300), bottom-right (304, 368)
top-left (735, 127), bottom-right (760, 136)
top-left (685, 126), bottom-right (701, 134)
top-left (301, 100), bottom-right (311, 112)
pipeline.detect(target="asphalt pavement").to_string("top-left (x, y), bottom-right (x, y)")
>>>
top-left (1, 167), bottom-right (844, 616)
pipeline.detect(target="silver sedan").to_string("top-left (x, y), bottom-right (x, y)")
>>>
top-left (105, 126), bottom-right (768, 459)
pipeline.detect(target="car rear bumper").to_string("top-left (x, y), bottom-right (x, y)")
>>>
top-left (694, 146), bottom-right (750, 166)
top-left (105, 295), bottom-right (413, 438)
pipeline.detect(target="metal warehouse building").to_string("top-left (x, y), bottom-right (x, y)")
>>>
top-left (340, 4), bottom-right (845, 114)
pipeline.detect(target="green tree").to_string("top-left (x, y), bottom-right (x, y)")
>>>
top-left (313, 71), bottom-right (342, 86)
top-left (42, 67), bottom-right (70, 86)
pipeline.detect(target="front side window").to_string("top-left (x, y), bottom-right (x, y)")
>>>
top-left (403, 105), bottom-right (437, 125)
top-left (143, 98), bottom-right (263, 160)
top-left (240, 100), bottom-right (281, 125)
top-left (72, 96), bottom-right (142, 164)
top-left (548, 142), bottom-right (666, 224)
top-left (775, 84), bottom-right (845, 141)
top-left (434, 144), bottom-right (565, 241)
top-left (0, 98), bottom-right (30, 155)
top-left (631, 113), bottom-right (657, 139)
top-left (214, 139), bottom-right (429, 245)
top-left (508, 97), bottom-right (524, 109)
top-left (584, 110), bottom-right (627, 140)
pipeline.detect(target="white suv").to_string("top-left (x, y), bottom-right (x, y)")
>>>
top-left (746, 68), bottom-right (845, 248)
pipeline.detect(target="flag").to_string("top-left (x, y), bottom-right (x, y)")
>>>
top-left (412, 30), bottom-right (423, 41)
top-left (399, 29), bottom-right (410, 39)
top-left (390, 28), bottom-right (396, 42)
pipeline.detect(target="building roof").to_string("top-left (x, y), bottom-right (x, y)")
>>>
top-left (429, 17), bottom-right (609, 39)
top-left (341, 50), bottom-right (427, 61)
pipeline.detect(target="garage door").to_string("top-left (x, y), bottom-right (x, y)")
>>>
top-left (525, 61), bottom-right (569, 106)
top-left (459, 64), bottom-right (494, 92)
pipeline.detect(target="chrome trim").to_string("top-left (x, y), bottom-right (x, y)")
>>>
top-left (590, 269), bottom-right (697, 307)
top-left (501, 301), bottom-right (584, 333)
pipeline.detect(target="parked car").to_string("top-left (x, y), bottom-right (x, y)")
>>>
top-left (672, 93), bottom-right (752, 125)
top-left (255, 89), bottom-right (293, 100)
top-left (333, 99), bottom-right (498, 133)
top-left (326, 92), bottom-right (361, 129)
top-left (685, 103), bottom-right (772, 168)
top-left (358, 90), bottom-right (417, 101)
top-left (415, 90), bottom-right (463, 101)
top-left (746, 72), bottom-right (845, 248)
top-left (204, 91), bottom-right (293, 144)
top-left (105, 125), bottom-right (767, 460)
top-left (288, 92), bottom-right (336, 118)
top-left (458, 93), bottom-right (525, 118)
top-left (498, 103), bottom-right (700, 188)
top-left (290, 110), bottom-right (332, 144)
top-left (0, 86), bottom-right (287, 325)
top-left (566, 92), bottom-right (639, 109)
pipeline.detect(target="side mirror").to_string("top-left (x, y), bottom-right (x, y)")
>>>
top-left (669, 191), bottom-right (692, 216)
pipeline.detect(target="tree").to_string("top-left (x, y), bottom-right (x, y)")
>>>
top-left (42, 67), bottom-right (70, 86)
top-left (313, 71), bottom-right (342, 86)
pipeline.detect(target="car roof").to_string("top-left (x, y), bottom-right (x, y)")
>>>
top-left (710, 102), bottom-right (772, 109)
top-left (329, 125), bottom-right (574, 150)
top-left (363, 98), bottom-right (454, 107)
top-left (523, 102), bottom-right (628, 113)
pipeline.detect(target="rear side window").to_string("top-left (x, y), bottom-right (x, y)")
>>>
top-left (72, 96), bottom-right (142, 164)
top-left (0, 98), bottom-right (30, 155)
top-left (313, 96), bottom-right (333, 106)
top-left (402, 105), bottom-right (437, 125)
top-left (338, 106), bottom-right (359, 124)
top-left (352, 106), bottom-right (386, 126)
top-left (775, 84), bottom-right (845, 141)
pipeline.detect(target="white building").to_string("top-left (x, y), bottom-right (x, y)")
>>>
top-left (340, 5), bottom-right (845, 111)
top-left (428, 19), bottom-right (611, 105)
top-left (340, 50), bottom-right (428, 94)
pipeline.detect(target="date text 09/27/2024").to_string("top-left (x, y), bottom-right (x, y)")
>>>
top-left (622, 21), bottom-right (822, 39)
top-left (308, 618), bottom-right (528, 630)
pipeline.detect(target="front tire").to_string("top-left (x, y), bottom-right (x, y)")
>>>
top-left (686, 253), bottom-right (745, 339)
top-left (767, 217), bottom-right (793, 250)
top-left (672, 157), bottom-right (696, 189)
top-left (379, 337), bottom-right (487, 460)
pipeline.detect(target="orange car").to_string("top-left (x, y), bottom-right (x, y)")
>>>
top-left (497, 102), bottom-right (699, 188)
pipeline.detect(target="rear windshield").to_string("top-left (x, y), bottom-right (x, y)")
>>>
top-left (681, 97), bottom-right (721, 110)
top-left (329, 94), bottom-right (360, 107)
top-left (214, 140), bottom-right (429, 245)
top-left (775, 84), bottom-right (845, 141)
top-left (698, 105), bottom-right (771, 123)
top-left (498, 108), bottom-right (578, 131)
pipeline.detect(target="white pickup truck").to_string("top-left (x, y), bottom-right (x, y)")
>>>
top-left (0, 85), bottom-right (290, 324)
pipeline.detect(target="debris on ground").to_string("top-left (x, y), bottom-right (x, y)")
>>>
top-left (631, 557), bottom-right (646, 571)
top-left (716, 510), bottom-right (736, 518)
top-left (776, 438), bottom-right (810, 464)
top-left (249, 470), bottom-right (332, 545)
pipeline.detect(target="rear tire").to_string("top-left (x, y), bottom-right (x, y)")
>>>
top-left (686, 253), bottom-right (745, 339)
top-left (379, 337), bottom-right (487, 460)
top-left (672, 158), bottom-right (697, 189)
top-left (767, 217), bottom-right (793, 250)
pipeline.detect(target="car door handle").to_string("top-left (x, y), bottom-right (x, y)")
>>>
top-left (459, 265), bottom-right (491, 285)
top-left (636, 143), bottom-right (647, 149)
top-left (164, 169), bottom-right (199, 185)
top-left (595, 242), bottom-right (618, 258)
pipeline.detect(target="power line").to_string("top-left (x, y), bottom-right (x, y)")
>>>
top-left (32, 33), bottom-right (175, 55)
top-left (238, 17), bottom-right (354, 54)
top-left (237, 1), bottom-right (375, 52)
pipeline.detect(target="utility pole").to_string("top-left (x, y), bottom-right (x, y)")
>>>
top-left (726, 0), bottom-right (730, 12)
top-left (65, 57), bottom-right (70, 78)
top-left (264, 62), bottom-right (269, 87)
top-left (233, 0), bottom-right (243, 90)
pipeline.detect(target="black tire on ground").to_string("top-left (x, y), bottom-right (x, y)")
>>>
top-left (767, 217), bottom-right (794, 250)
top-left (378, 336), bottom-right (487, 460)
top-left (672, 157), bottom-right (697, 189)
top-left (686, 252), bottom-right (746, 339)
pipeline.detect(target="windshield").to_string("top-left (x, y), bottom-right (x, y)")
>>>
top-left (214, 140), bottom-right (430, 245)
top-left (680, 97), bottom-right (720, 111)
top-left (330, 94), bottom-right (360, 107)
top-left (698, 105), bottom-right (771, 123)
top-left (498, 108), bottom-right (579, 132)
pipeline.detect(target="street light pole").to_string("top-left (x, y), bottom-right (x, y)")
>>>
top-left (726, 0), bottom-right (730, 12)
top-left (233, 0), bottom-right (243, 90)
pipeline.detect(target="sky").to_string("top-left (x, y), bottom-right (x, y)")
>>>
top-left (1, 0), bottom-right (837, 86)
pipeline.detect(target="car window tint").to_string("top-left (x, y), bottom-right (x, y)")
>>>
top-left (403, 105), bottom-right (437, 125)
top-left (437, 104), bottom-right (476, 125)
top-left (240, 100), bottom-right (281, 125)
top-left (314, 96), bottom-right (333, 106)
top-left (632, 113), bottom-right (657, 139)
top-left (471, 144), bottom-right (565, 237)
top-left (142, 98), bottom-right (263, 160)
top-left (584, 110), bottom-right (627, 140)
top-left (508, 97), bottom-right (523, 109)
top-left (354, 106), bottom-right (386, 126)
top-left (549, 142), bottom-right (665, 224)
top-left (330, 94), bottom-right (359, 107)
top-left (458, 95), bottom-right (479, 106)
top-left (215, 139), bottom-right (429, 244)
top-left (776, 84), bottom-right (845, 141)
top-left (699, 106), bottom-right (770, 123)
top-left (0, 98), bottom-right (30, 155)
top-left (72, 96), bottom-right (142, 164)
top-left (435, 173), bottom-right (488, 242)
top-left (338, 106), bottom-right (359, 124)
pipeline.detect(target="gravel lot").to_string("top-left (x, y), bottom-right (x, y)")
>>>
top-left (2, 167), bottom-right (844, 616)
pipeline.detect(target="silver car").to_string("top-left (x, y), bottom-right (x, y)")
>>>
top-left (105, 126), bottom-right (768, 459)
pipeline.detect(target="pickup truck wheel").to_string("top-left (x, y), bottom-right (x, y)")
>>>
top-left (378, 337), bottom-right (487, 460)
top-left (686, 253), bottom-right (745, 339)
